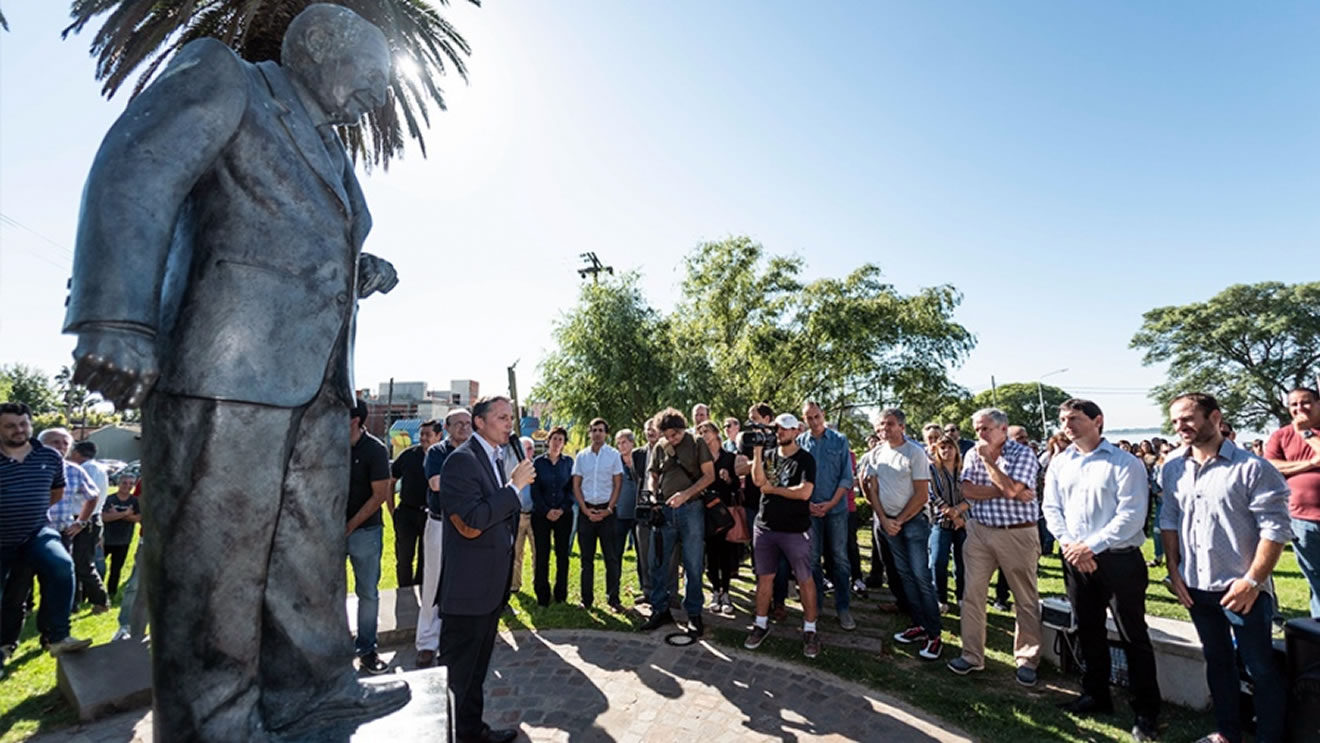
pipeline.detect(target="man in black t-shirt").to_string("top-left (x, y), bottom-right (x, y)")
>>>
top-left (346, 399), bottom-right (392, 674)
top-left (745, 413), bottom-right (821, 658)
top-left (389, 419), bottom-right (441, 587)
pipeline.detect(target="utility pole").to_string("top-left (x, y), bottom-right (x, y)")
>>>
top-left (990, 376), bottom-right (998, 407)
top-left (1036, 368), bottom-right (1068, 439)
top-left (508, 360), bottom-right (521, 441)
top-left (385, 377), bottom-right (395, 434)
top-left (577, 252), bottom-right (613, 283)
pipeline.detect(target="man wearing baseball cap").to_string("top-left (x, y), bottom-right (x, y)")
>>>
top-left (744, 413), bottom-right (822, 657)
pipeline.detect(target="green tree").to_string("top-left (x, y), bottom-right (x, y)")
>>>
top-left (533, 273), bottom-right (677, 442)
top-left (0, 364), bottom-right (61, 415)
top-left (1131, 282), bottom-right (1320, 430)
top-left (64, 0), bottom-right (478, 168)
top-left (55, 364), bottom-right (98, 421)
top-left (938, 382), bottom-right (1072, 442)
top-left (672, 237), bottom-right (975, 444)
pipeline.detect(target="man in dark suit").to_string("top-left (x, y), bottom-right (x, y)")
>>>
top-left (61, 5), bottom-right (406, 740)
top-left (438, 396), bottom-right (535, 743)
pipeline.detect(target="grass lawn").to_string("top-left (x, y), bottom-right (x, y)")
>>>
top-left (3, 512), bottom-right (1310, 742)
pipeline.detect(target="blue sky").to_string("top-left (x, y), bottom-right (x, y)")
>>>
top-left (2, 1), bottom-right (1316, 430)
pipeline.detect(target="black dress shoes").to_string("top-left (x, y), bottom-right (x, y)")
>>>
top-left (458, 725), bottom-right (518, 743)
top-left (1058, 694), bottom-right (1114, 716)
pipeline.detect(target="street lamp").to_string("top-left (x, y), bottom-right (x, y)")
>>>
top-left (1037, 368), bottom-right (1068, 440)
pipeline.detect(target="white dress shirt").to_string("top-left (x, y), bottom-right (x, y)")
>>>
top-left (573, 443), bottom-right (623, 506)
top-left (1042, 439), bottom-right (1148, 555)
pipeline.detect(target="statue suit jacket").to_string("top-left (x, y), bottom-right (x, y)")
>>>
top-left (437, 436), bottom-right (522, 617)
top-left (63, 38), bottom-right (370, 409)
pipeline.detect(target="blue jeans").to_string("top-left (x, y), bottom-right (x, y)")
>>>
top-left (1187, 588), bottom-right (1285, 743)
top-left (1152, 497), bottom-right (1165, 561)
top-left (927, 523), bottom-right (966, 604)
top-left (347, 525), bottom-right (383, 655)
top-left (810, 508), bottom-right (851, 612)
top-left (649, 499), bottom-right (705, 618)
top-left (1292, 517), bottom-right (1320, 618)
top-left (0, 528), bottom-right (76, 642)
top-left (884, 517), bottom-right (941, 638)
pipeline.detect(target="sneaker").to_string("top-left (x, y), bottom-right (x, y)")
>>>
top-left (415, 649), bottom-right (436, 668)
top-left (708, 595), bottom-right (723, 613)
top-left (48, 636), bottom-right (93, 656)
top-left (946, 657), bottom-right (983, 675)
top-left (720, 592), bottom-right (734, 615)
top-left (688, 616), bottom-right (705, 637)
top-left (1132, 716), bottom-right (1159, 741)
top-left (1015, 666), bottom-right (1038, 687)
top-left (838, 609), bottom-right (857, 631)
top-left (991, 599), bottom-right (1011, 612)
top-left (893, 626), bottom-right (925, 644)
top-left (822, 578), bottom-right (834, 595)
top-left (111, 626), bottom-right (132, 642)
top-left (639, 610), bottom-right (674, 632)
top-left (745, 625), bottom-right (769, 650)
top-left (938, 601), bottom-right (951, 614)
top-left (358, 652), bottom-right (389, 675)
top-left (851, 578), bottom-right (867, 593)
top-left (771, 605), bottom-right (788, 623)
top-left (802, 630), bottom-right (820, 658)
top-left (919, 637), bottom-right (942, 660)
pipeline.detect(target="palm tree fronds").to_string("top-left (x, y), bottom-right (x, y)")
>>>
top-left (63, 0), bottom-right (480, 167)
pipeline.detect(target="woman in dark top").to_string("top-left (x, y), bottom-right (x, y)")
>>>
top-left (531, 426), bottom-right (575, 606)
top-left (927, 434), bottom-right (967, 610)
top-left (101, 471), bottom-right (142, 596)
top-left (697, 421), bottom-right (739, 615)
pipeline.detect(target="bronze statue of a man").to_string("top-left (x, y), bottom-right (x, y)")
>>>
top-left (64, 5), bottom-right (408, 740)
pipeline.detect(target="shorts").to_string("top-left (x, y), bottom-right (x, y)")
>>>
top-left (753, 527), bottom-right (814, 584)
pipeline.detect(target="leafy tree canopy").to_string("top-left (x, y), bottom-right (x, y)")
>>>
top-left (936, 382), bottom-right (1072, 442)
top-left (532, 272), bottom-right (677, 443)
top-left (1131, 282), bottom-right (1320, 430)
top-left (534, 237), bottom-right (976, 447)
top-left (63, 0), bottom-right (478, 168)
top-left (1, 364), bottom-right (61, 415)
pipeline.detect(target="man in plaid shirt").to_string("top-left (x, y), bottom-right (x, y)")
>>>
top-left (40, 429), bottom-right (108, 614)
top-left (947, 408), bottom-right (1044, 687)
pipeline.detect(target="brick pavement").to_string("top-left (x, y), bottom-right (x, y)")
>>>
top-left (30, 628), bottom-right (972, 742)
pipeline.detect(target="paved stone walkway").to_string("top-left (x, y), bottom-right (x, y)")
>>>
top-left (31, 629), bottom-right (973, 742)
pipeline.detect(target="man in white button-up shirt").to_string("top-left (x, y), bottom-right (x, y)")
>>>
top-left (572, 417), bottom-right (624, 611)
top-left (1042, 399), bottom-right (1159, 741)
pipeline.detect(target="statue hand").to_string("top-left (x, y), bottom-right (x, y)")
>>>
top-left (358, 253), bottom-right (398, 298)
top-left (71, 328), bottom-right (158, 409)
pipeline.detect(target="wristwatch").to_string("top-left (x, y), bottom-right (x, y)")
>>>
top-left (1242, 575), bottom-right (1260, 590)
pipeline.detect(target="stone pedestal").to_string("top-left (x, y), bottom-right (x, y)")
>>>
top-left (283, 667), bottom-right (452, 743)
top-left (56, 638), bottom-right (153, 721)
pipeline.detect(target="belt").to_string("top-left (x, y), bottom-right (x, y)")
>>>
top-left (397, 503), bottom-right (426, 513)
top-left (428, 511), bottom-right (444, 522)
top-left (521, 510), bottom-right (532, 515)
top-left (986, 521), bottom-right (1036, 530)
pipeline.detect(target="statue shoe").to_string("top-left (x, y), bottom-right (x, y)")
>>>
top-left (270, 676), bottom-right (411, 739)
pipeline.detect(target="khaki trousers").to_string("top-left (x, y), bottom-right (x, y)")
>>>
top-left (511, 512), bottom-right (534, 592)
top-left (958, 519), bottom-right (1042, 669)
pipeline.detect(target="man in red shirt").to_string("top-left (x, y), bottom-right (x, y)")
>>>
top-left (1266, 386), bottom-right (1320, 617)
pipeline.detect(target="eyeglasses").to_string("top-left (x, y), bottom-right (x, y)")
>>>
top-left (723, 423), bottom-right (736, 429)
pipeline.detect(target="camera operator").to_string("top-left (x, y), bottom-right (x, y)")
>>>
top-left (735, 403), bottom-right (776, 578)
top-left (744, 413), bottom-right (820, 657)
top-left (638, 408), bottom-right (715, 635)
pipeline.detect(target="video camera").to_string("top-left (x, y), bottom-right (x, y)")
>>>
top-left (635, 489), bottom-right (665, 528)
top-left (735, 422), bottom-right (778, 456)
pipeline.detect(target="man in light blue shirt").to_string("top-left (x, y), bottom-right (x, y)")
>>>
top-left (797, 402), bottom-right (856, 630)
top-left (1160, 393), bottom-right (1291, 743)
top-left (1042, 399), bottom-right (1159, 741)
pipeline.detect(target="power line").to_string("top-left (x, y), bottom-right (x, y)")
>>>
top-left (0, 213), bottom-right (75, 259)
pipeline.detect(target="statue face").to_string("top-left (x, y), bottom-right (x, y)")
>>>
top-left (325, 31), bottom-right (391, 123)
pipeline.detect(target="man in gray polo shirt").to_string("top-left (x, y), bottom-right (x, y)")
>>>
top-left (1160, 393), bottom-right (1291, 743)
top-left (865, 408), bottom-right (942, 660)
top-left (1042, 399), bottom-right (1159, 741)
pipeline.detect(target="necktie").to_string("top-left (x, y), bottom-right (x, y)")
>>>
top-left (495, 448), bottom-right (507, 487)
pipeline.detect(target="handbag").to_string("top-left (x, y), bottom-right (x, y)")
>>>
top-left (702, 490), bottom-right (735, 537)
top-left (725, 501), bottom-right (751, 543)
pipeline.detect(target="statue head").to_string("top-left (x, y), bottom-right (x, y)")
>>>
top-left (282, 4), bottom-right (391, 125)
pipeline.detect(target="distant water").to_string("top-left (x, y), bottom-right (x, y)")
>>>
top-left (1104, 427), bottom-right (1272, 445)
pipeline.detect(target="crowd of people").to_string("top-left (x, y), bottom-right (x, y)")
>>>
top-left (4, 383), bottom-right (1319, 743)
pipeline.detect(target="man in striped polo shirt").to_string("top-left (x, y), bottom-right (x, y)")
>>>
top-left (0, 402), bottom-right (92, 664)
top-left (947, 407), bottom-right (1044, 687)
